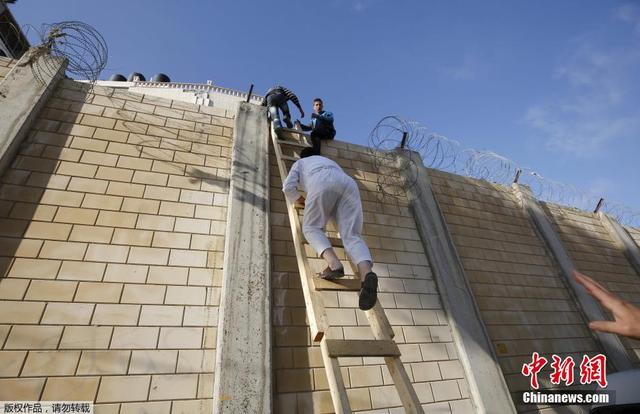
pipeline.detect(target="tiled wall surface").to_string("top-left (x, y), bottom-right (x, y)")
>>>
top-left (428, 170), bottom-right (602, 413)
top-left (3, 66), bottom-right (640, 414)
top-left (544, 204), bottom-right (640, 366)
top-left (0, 79), bottom-right (232, 413)
top-left (0, 56), bottom-right (15, 82)
top-left (625, 225), bottom-right (640, 252)
top-left (270, 142), bottom-right (474, 413)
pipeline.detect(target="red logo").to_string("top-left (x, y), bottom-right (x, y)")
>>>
top-left (521, 352), bottom-right (548, 389)
top-left (550, 355), bottom-right (575, 386)
top-left (579, 354), bottom-right (607, 388)
top-left (522, 353), bottom-right (607, 389)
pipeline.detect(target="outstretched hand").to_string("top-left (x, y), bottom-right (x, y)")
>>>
top-left (574, 270), bottom-right (640, 340)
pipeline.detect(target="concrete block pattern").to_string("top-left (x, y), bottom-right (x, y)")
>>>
top-left (545, 204), bottom-right (640, 368)
top-left (0, 78), bottom-right (232, 409)
top-left (271, 141), bottom-right (473, 412)
top-left (428, 171), bottom-right (613, 407)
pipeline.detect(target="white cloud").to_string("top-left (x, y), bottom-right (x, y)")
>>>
top-left (589, 177), bottom-right (617, 197)
top-left (523, 7), bottom-right (640, 157)
top-left (330, 0), bottom-right (378, 12)
top-left (615, 3), bottom-right (640, 35)
top-left (442, 52), bottom-right (486, 80)
top-left (524, 104), bottom-right (639, 156)
top-left (353, 0), bottom-right (367, 12)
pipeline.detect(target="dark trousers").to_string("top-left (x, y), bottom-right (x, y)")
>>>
top-left (310, 127), bottom-right (335, 153)
top-left (266, 93), bottom-right (292, 128)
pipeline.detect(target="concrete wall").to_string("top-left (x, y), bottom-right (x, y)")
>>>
top-left (544, 204), bottom-right (640, 366)
top-left (3, 65), bottom-right (640, 413)
top-left (92, 80), bottom-right (263, 112)
top-left (0, 78), bottom-right (232, 413)
top-left (0, 55), bottom-right (14, 82)
top-left (624, 225), bottom-right (640, 251)
top-left (271, 142), bottom-right (474, 413)
top-left (428, 170), bottom-right (604, 414)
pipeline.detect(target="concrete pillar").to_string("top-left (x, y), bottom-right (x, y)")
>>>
top-left (513, 184), bottom-right (633, 371)
top-left (213, 102), bottom-right (272, 413)
top-left (397, 149), bottom-right (516, 414)
top-left (598, 212), bottom-right (640, 277)
top-left (0, 48), bottom-right (67, 177)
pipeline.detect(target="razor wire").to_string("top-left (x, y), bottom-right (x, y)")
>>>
top-left (19, 21), bottom-right (107, 93)
top-left (368, 115), bottom-right (640, 228)
top-left (368, 116), bottom-right (427, 199)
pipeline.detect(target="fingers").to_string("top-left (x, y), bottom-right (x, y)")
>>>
top-left (573, 269), bottom-right (596, 286)
top-left (574, 270), bottom-right (611, 299)
top-left (589, 320), bottom-right (625, 335)
top-left (573, 270), bottom-right (625, 313)
top-left (574, 270), bottom-right (608, 291)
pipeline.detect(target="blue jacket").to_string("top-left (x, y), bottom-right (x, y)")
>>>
top-left (302, 110), bottom-right (335, 133)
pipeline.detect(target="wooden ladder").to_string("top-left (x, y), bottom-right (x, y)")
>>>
top-left (270, 125), bottom-right (425, 414)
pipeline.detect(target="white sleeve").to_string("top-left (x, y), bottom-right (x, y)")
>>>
top-left (282, 161), bottom-right (302, 204)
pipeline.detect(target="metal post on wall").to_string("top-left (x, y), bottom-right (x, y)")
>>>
top-left (246, 83), bottom-right (254, 103)
top-left (399, 132), bottom-right (408, 149)
top-left (513, 169), bottom-right (522, 184)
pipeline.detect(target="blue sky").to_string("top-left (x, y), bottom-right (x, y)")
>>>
top-left (10, 0), bottom-right (640, 213)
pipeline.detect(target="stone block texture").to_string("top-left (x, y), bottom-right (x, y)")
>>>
top-left (0, 78), bottom-right (232, 412)
top-left (626, 225), bottom-right (640, 250)
top-left (429, 170), bottom-right (602, 413)
top-left (3, 64), bottom-right (639, 413)
top-left (271, 143), bottom-right (473, 413)
top-left (0, 56), bottom-right (14, 83)
top-left (544, 204), bottom-right (640, 367)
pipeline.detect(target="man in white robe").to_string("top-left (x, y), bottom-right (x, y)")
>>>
top-left (282, 148), bottom-right (378, 310)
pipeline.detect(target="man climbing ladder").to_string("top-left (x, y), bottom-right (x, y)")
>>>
top-left (261, 85), bottom-right (304, 129)
top-left (282, 148), bottom-right (378, 310)
top-left (273, 126), bottom-right (424, 413)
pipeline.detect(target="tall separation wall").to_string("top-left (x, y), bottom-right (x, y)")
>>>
top-left (543, 204), bottom-right (640, 367)
top-left (270, 141), bottom-right (475, 413)
top-left (428, 170), bottom-right (607, 413)
top-left (0, 71), bottom-right (232, 413)
top-left (627, 226), bottom-right (640, 250)
top-left (0, 56), bottom-right (14, 82)
top-left (2, 54), bottom-right (640, 413)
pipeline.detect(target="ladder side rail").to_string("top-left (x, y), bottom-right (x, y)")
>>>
top-left (320, 338), bottom-right (352, 414)
top-left (270, 125), bottom-right (329, 342)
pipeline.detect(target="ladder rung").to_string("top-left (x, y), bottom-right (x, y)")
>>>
top-left (281, 155), bottom-right (299, 162)
top-left (277, 128), bottom-right (308, 138)
top-left (313, 277), bottom-right (361, 291)
top-left (277, 139), bottom-right (311, 148)
top-left (325, 339), bottom-right (401, 358)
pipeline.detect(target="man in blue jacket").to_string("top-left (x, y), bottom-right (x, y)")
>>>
top-left (297, 98), bottom-right (336, 153)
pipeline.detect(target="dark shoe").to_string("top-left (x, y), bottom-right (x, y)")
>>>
top-left (284, 119), bottom-right (294, 129)
top-left (320, 266), bottom-right (345, 280)
top-left (359, 272), bottom-right (378, 311)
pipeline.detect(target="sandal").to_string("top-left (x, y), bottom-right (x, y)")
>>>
top-left (359, 272), bottom-right (378, 311)
top-left (320, 266), bottom-right (345, 280)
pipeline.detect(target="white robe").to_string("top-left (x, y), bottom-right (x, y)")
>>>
top-left (283, 155), bottom-right (372, 265)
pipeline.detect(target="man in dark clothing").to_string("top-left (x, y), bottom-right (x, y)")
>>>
top-left (297, 98), bottom-right (336, 153)
top-left (261, 85), bottom-right (304, 129)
